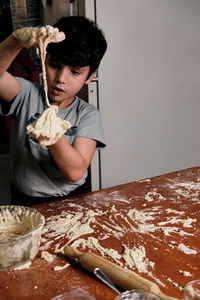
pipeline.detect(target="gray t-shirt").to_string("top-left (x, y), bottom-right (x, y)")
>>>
top-left (0, 77), bottom-right (106, 197)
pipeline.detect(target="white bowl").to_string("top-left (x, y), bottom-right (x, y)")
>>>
top-left (0, 205), bottom-right (45, 271)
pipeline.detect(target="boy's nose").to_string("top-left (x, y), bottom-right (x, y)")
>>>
top-left (56, 69), bottom-right (67, 83)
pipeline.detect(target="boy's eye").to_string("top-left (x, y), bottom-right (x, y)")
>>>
top-left (71, 69), bottom-right (80, 75)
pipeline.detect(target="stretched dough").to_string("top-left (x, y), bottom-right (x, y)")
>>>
top-left (20, 26), bottom-right (71, 146)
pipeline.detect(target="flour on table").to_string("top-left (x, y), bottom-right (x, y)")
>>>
top-left (178, 243), bottom-right (197, 255)
top-left (120, 209), bottom-right (156, 234)
top-left (109, 191), bottom-right (130, 203)
top-left (173, 181), bottom-right (200, 190)
top-left (167, 277), bottom-right (183, 291)
top-left (168, 180), bottom-right (200, 202)
top-left (179, 230), bottom-right (194, 236)
top-left (42, 210), bottom-right (95, 246)
top-left (41, 251), bottom-right (54, 263)
top-left (144, 191), bottom-right (165, 202)
top-left (165, 209), bottom-right (185, 215)
top-left (161, 226), bottom-right (179, 236)
top-left (96, 218), bottom-right (123, 235)
top-left (158, 216), bottom-right (196, 228)
top-left (127, 209), bottom-right (154, 223)
top-left (110, 205), bottom-right (118, 212)
top-left (138, 179), bottom-right (151, 183)
top-left (182, 218), bottom-right (197, 228)
top-left (121, 244), bottom-right (155, 273)
top-left (53, 263), bottom-right (70, 271)
top-left (40, 238), bottom-right (53, 250)
top-left (41, 203), bottom-right (195, 252)
top-left (178, 270), bottom-right (192, 276)
top-left (66, 237), bottom-right (155, 275)
top-left (40, 199), bottom-right (198, 291)
top-left (70, 237), bottom-right (122, 266)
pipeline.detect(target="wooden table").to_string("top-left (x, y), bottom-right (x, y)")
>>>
top-left (0, 167), bottom-right (200, 300)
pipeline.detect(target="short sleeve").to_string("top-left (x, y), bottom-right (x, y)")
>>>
top-left (75, 104), bottom-right (106, 149)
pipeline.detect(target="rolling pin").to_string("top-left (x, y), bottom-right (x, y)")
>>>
top-left (63, 246), bottom-right (178, 300)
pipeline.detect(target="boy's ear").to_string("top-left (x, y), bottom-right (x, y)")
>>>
top-left (85, 71), bottom-right (96, 84)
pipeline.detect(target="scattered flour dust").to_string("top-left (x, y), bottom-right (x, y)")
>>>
top-left (168, 180), bottom-right (200, 202)
top-left (108, 191), bottom-right (130, 203)
top-left (70, 237), bottom-right (122, 266)
top-left (40, 199), bottom-right (197, 284)
top-left (178, 270), bottom-right (192, 276)
top-left (69, 237), bottom-right (154, 274)
top-left (167, 277), bottom-right (183, 291)
top-left (158, 216), bottom-right (196, 228)
top-left (42, 210), bottom-right (95, 247)
top-left (138, 179), bottom-right (151, 183)
top-left (165, 209), bottom-right (184, 215)
top-left (144, 191), bottom-right (166, 202)
top-left (121, 244), bottom-right (155, 273)
top-left (173, 181), bottom-right (200, 191)
top-left (127, 209), bottom-right (154, 223)
top-left (178, 243), bottom-right (197, 255)
top-left (40, 250), bottom-right (70, 271)
top-left (41, 251), bottom-right (54, 263)
top-left (53, 263), bottom-right (70, 271)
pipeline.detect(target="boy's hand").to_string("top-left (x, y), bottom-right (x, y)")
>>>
top-left (13, 25), bottom-right (65, 49)
top-left (26, 106), bottom-right (71, 146)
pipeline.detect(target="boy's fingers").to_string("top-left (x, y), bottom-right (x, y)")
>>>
top-left (13, 26), bottom-right (65, 49)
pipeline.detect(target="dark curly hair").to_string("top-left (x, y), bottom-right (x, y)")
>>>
top-left (47, 16), bottom-right (107, 77)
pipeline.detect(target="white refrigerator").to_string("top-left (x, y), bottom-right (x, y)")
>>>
top-left (85, 0), bottom-right (200, 191)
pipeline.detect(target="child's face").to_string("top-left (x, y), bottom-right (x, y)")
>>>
top-left (45, 54), bottom-right (94, 108)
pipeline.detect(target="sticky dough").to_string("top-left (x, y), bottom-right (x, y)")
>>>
top-left (24, 25), bottom-right (71, 146)
top-left (26, 106), bottom-right (71, 146)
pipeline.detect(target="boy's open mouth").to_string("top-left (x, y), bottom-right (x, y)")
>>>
top-left (52, 87), bottom-right (65, 95)
top-left (53, 87), bottom-right (64, 92)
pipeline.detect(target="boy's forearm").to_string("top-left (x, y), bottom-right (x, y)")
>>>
top-left (48, 136), bottom-right (88, 182)
top-left (0, 34), bottom-right (22, 77)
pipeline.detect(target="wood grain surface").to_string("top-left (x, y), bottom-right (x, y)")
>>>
top-left (0, 166), bottom-right (200, 300)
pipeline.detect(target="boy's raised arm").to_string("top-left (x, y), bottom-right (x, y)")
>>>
top-left (0, 28), bottom-right (40, 102)
top-left (0, 33), bottom-right (22, 102)
top-left (0, 26), bottom-right (65, 102)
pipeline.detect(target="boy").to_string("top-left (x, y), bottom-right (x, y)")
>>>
top-left (0, 16), bottom-right (107, 206)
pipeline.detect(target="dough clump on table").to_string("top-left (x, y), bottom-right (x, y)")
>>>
top-left (14, 25), bottom-right (71, 146)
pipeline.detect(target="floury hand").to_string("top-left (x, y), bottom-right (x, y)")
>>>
top-left (13, 25), bottom-right (65, 49)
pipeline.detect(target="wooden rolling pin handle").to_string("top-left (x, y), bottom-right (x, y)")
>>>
top-left (63, 245), bottom-right (82, 259)
top-left (63, 246), bottom-right (177, 300)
